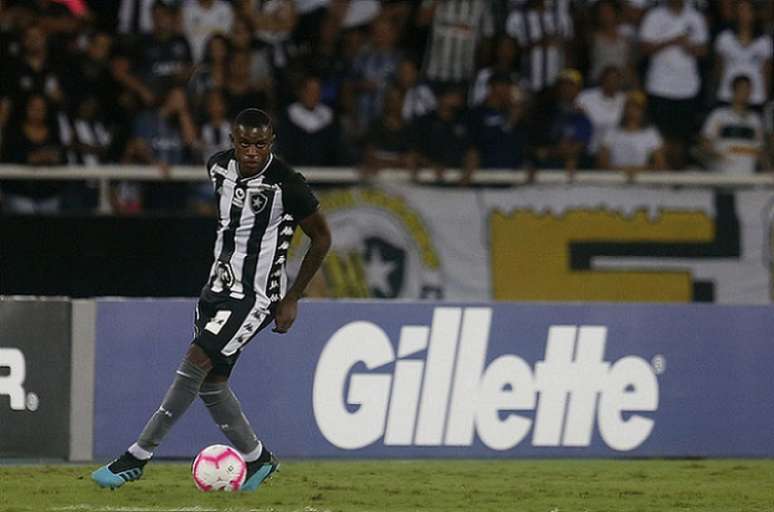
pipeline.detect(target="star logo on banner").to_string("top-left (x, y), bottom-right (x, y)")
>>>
top-left (364, 245), bottom-right (397, 297)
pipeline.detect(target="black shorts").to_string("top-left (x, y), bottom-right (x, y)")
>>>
top-left (192, 292), bottom-right (275, 377)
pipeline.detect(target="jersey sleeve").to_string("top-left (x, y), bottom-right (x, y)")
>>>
top-left (205, 152), bottom-right (221, 191)
top-left (205, 154), bottom-right (216, 179)
top-left (283, 171), bottom-right (320, 221)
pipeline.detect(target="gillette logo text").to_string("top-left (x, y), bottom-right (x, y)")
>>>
top-left (313, 308), bottom-right (659, 451)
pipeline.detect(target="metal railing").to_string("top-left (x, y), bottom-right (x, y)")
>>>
top-left (1, 164), bottom-right (772, 214)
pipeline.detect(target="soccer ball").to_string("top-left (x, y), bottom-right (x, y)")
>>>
top-left (191, 444), bottom-right (247, 492)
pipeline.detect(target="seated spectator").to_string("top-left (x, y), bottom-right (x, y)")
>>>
top-left (240, 0), bottom-right (296, 100)
top-left (278, 75), bottom-right (340, 166)
top-left (57, 95), bottom-right (115, 211)
top-left (0, 94), bottom-right (65, 214)
top-left (2, 23), bottom-right (65, 115)
top-left (464, 73), bottom-right (529, 183)
top-left (125, 87), bottom-right (197, 168)
top-left (588, 0), bottom-right (637, 88)
top-left (290, 0), bottom-right (332, 57)
top-left (576, 66), bottom-right (625, 157)
top-left (361, 86), bottom-right (413, 177)
top-left (228, 16), bottom-right (273, 95)
top-left (351, 16), bottom-right (401, 134)
top-left (597, 91), bottom-right (666, 176)
top-left (191, 89), bottom-right (231, 214)
top-left (297, 14), bottom-right (351, 109)
top-left (713, 0), bottom-right (772, 108)
top-left (198, 89), bottom-right (231, 163)
top-left (62, 31), bottom-right (114, 113)
top-left (242, 0), bottom-right (297, 53)
top-left (110, 42), bottom-right (156, 111)
top-left (190, 33), bottom-right (231, 112)
top-left (409, 85), bottom-right (470, 181)
top-left (639, 0), bottom-right (708, 169)
top-left (534, 69), bottom-right (593, 175)
top-left (394, 58), bottom-right (436, 123)
top-left (335, 78), bottom-right (363, 166)
top-left (225, 50), bottom-right (269, 118)
top-left (136, 1), bottom-right (193, 102)
top-left (469, 36), bottom-right (519, 107)
top-left (122, 87), bottom-right (198, 213)
top-left (182, 0), bottom-right (233, 63)
top-left (58, 96), bottom-right (113, 167)
top-left (700, 75), bottom-right (765, 175)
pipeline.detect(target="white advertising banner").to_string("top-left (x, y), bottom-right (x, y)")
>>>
top-left (289, 185), bottom-right (774, 303)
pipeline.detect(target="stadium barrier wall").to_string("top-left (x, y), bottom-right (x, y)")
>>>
top-left (90, 299), bottom-right (774, 459)
top-left (3, 298), bottom-right (773, 459)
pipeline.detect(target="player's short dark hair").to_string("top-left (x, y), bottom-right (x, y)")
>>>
top-left (233, 108), bottom-right (273, 133)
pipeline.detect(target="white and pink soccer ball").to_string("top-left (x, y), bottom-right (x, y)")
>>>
top-left (191, 444), bottom-right (247, 492)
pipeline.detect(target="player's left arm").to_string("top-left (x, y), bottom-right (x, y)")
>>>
top-left (273, 210), bottom-right (331, 333)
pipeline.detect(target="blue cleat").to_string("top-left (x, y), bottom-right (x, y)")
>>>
top-left (241, 451), bottom-right (279, 492)
top-left (91, 452), bottom-right (148, 489)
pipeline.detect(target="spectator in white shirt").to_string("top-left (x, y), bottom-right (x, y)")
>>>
top-left (700, 75), bottom-right (765, 175)
top-left (713, 0), bottom-right (772, 108)
top-left (588, 0), bottom-right (637, 88)
top-left (576, 66), bottom-right (625, 156)
top-left (182, 0), bottom-right (234, 63)
top-left (393, 58), bottom-right (436, 123)
top-left (639, 0), bottom-right (708, 169)
top-left (597, 90), bottom-right (666, 175)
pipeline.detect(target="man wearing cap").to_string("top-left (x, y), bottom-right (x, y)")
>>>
top-left (533, 68), bottom-right (593, 175)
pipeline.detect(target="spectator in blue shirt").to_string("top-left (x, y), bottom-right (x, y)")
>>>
top-left (351, 16), bottom-right (401, 134)
top-left (463, 72), bottom-right (529, 184)
top-left (534, 68), bottom-right (593, 176)
top-left (409, 85), bottom-right (470, 182)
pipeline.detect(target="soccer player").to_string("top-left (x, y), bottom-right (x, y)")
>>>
top-left (91, 108), bottom-right (332, 491)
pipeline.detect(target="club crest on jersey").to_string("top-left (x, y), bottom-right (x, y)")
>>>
top-left (249, 191), bottom-right (269, 214)
top-left (233, 187), bottom-right (246, 208)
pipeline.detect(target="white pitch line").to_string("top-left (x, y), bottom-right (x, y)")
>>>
top-left (49, 506), bottom-right (331, 512)
top-left (50, 507), bottom-right (218, 512)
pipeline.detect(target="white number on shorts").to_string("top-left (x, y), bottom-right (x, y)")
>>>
top-left (204, 310), bottom-right (232, 335)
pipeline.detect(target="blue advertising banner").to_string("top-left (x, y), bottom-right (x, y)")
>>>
top-left (94, 300), bottom-right (774, 459)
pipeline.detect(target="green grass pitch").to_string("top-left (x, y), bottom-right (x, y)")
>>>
top-left (1, 459), bottom-right (773, 512)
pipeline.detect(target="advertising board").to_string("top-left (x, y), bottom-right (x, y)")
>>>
top-left (93, 300), bottom-right (774, 458)
top-left (0, 299), bottom-right (72, 458)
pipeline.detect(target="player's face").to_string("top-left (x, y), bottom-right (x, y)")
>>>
top-left (232, 124), bottom-right (274, 174)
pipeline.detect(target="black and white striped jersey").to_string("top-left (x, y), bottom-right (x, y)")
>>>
top-left (422, 0), bottom-right (495, 83)
top-left (506, 0), bottom-right (574, 92)
top-left (202, 149), bottom-right (319, 309)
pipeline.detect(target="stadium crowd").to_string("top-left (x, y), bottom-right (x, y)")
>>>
top-left (0, 0), bottom-right (773, 213)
